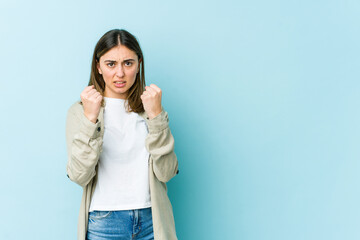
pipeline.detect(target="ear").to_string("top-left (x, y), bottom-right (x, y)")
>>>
top-left (96, 60), bottom-right (102, 75)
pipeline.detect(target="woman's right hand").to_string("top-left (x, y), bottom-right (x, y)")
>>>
top-left (80, 85), bottom-right (103, 123)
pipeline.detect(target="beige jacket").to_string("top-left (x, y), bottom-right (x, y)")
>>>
top-left (65, 100), bottom-right (179, 240)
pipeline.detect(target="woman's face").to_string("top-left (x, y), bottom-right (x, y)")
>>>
top-left (97, 45), bottom-right (140, 99)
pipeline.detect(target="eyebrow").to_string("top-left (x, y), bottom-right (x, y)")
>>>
top-left (104, 59), bottom-right (136, 63)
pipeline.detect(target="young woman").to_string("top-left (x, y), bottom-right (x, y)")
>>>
top-left (65, 29), bottom-right (179, 240)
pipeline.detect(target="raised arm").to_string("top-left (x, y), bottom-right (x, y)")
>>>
top-left (145, 109), bottom-right (179, 183)
top-left (65, 105), bottom-right (102, 188)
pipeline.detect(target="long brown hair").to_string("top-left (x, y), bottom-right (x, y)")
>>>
top-left (84, 29), bottom-right (145, 113)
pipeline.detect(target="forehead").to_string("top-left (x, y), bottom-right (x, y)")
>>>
top-left (101, 45), bottom-right (137, 61)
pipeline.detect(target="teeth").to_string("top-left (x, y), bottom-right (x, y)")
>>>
top-left (115, 81), bottom-right (125, 84)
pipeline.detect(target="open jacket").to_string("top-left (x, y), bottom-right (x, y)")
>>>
top-left (65, 100), bottom-right (179, 240)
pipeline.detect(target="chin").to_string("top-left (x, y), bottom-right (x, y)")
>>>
top-left (116, 89), bottom-right (128, 94)
top-left (114, 89), bottom-right (129, 96)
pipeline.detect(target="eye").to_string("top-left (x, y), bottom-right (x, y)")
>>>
top-left (125, 61), bottom-right (133, 66)
top-left (107, 62), bottom-right (115, 67)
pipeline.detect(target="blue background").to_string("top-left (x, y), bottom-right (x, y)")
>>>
top-left (1, 0), bottom-right (359, 239)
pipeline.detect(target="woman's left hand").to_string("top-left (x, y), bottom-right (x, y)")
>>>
top-left (141, 84), bottom-right (162, 120)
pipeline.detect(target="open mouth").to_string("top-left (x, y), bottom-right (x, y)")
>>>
top-left (114, 81), bottom-right (126, 88)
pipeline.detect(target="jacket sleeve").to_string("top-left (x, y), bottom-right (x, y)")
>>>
top-left (65, 106), bottom-right (102, 188)
top-left (145, 109), bottom-right (179, 183)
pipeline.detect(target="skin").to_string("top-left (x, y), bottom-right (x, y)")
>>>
top-left (80, 45), bottom-right (162, 123)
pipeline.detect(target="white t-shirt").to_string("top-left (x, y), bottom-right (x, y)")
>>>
top-left (89, 97), bottom-right (151, 211)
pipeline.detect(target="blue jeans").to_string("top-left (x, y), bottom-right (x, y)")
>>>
top-left (86, 207), bottom-right (154, 240)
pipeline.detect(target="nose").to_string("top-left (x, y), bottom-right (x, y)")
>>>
top-left (115, 64), bottom-right (125, 78)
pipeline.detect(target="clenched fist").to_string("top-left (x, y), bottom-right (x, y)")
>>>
top-left (80, 85), bottom-right (103, 123)
top-left (140, 84), bottom-right (162, 120)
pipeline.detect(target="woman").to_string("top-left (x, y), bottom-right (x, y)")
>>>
top-left (65, 29), bottom-right (179, 240)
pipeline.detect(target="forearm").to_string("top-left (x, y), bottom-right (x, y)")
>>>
top-left (145, 109), bottom-right (179, 182)
top-left (65, 109), bottom-right (102, 187)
